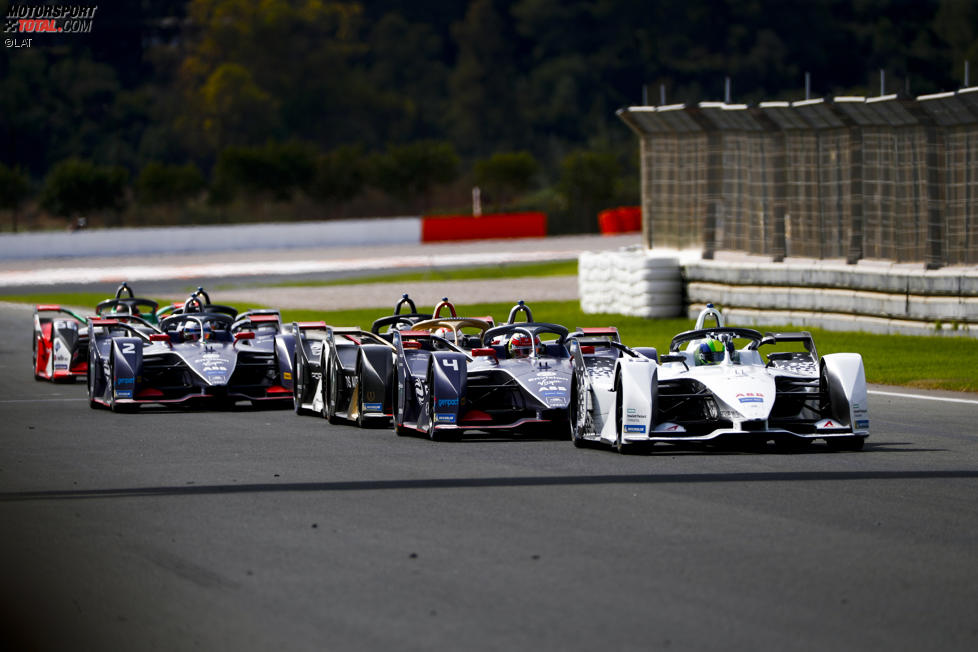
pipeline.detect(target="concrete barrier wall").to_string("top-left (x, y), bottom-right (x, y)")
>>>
top-left (0, 218), bottom-right (423, 260)
top-left (0, 212), bottom-right (552, 260)
top-left (580, 248), bottom-right (978, 337)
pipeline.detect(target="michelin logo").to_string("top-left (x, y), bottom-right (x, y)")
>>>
top-left (435, 413), bottom-right (456, 423)
top-left (624, 425), bottom-right (647, 434)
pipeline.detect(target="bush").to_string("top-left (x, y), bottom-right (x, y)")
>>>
top-left (310, 145), bottom-right (367, 203)
top-left (473, 151), bottom-right (538, 209)
top-left (556, 149), bottom-right (621, 233)
top-left (0, 163), bottom-right (31, 231)
top-left (369, 140), bottom-right (459, 211)
top-left (40, 158), bottom-right (128, 219)
top-left (136, 162), bottom-right (205, 205)
top-left (214, 141), bottom-right (317, 202)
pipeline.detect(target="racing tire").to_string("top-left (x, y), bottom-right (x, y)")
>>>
top-left (775, 437), bottom-right (813, 453)
top-left (32, 344), bottom-right (44, 381)
top-left (826, 436), bottom-right (865, 452)
top-left (392, 362), bottom-right (412, 437)
top-left (325, 355), bottom-right (343, 425)
top-left (354, 361), bottom-right (365, 429)
top-left (613, 374), bottom-right (636, 455)
top-left (86, 351), bottom-right (101, 410)
top-left (293, 353), bottom-right (305, 415)
top-left (569, 370), bottom-right (587, 448)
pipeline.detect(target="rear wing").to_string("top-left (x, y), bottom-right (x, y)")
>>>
top-left (35, 304), bottom-right (86, 323)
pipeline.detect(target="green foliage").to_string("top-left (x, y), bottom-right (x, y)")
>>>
top-left (310, 146), bottom-right (367, 203)
top-left (40, 159), bottom-right (128, 218)
top-left (136, 163), bottom-right (205, 205)
top-left (0, 164), bottom-right (31, 210)
top-left (473, 151), bottom-right (539, 209)
top-left (556, 149), bottom-right (621, 233)
top-left (2, 0), bottom-right (973, 229)
top-left (369, 140), bottom-right (460, 210)
top-left (0, 163), bottom-right (31, 232)
top-left (214, 141), bottom-right (318, 202)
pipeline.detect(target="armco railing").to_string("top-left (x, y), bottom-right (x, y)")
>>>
top-left (618, 88), bottom-right (978, 268)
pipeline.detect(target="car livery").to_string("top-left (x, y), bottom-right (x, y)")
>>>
top-left (393, 300), bottom-right (572, 440)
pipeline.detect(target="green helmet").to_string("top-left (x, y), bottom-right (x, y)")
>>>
top-left (694, 338), bottom-right (725, 365)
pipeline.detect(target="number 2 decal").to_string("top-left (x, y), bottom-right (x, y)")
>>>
top-left (121, 342), bottom-right (136, 354)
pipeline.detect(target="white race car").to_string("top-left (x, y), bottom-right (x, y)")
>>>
top-left (569, 305), bottom-right (869, 453)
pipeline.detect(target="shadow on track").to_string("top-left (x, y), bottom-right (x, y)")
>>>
top-left (4, 469), bottom-right (978, 502)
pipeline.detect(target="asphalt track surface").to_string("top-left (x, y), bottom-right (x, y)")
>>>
top-left (3, 302), bottom-right (978, 652)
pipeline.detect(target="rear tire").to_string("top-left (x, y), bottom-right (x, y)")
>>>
top-left (87, 350), bottom-right (101, 410)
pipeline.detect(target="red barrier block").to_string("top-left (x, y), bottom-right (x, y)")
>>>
top-left (421, 212), bottom-right (547, 242)
top-left (620, 206), bottom-right (642, 232)
top-left (598, 206), bottom-right (641, 234)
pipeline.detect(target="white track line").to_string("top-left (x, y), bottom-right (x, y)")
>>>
top-left (868, 389), bottom-right (978, 406)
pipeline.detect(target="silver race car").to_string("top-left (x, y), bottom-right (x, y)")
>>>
top-left (570, 304), bottom-right (869, 452)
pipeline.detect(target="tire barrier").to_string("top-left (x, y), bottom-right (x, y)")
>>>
top-left (579, 247), bottom-right (978, 337)
top-left (579, 248), bottom-right (683, 318)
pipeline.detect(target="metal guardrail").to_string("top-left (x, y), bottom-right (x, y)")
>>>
top-left (618, 88), bottom-right (978, 268)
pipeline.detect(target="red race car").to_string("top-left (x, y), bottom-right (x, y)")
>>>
top-left (33, 304), bottom-right (89, 382)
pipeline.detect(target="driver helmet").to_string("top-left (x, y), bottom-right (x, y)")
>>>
top-left (694, 338), bottom-right (725, 365)
top-left (508, 333), bottom-right (538, 358)
top-left (181, 321), bottom-right (201, 342)
top-left (434, 326), bottom-right (456, 343)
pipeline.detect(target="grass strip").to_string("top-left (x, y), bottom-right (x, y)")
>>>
top-left (4, 293), bottom-right (974, 393)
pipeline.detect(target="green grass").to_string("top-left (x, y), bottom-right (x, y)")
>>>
top-left (5, 292), bottom-right (975, 393)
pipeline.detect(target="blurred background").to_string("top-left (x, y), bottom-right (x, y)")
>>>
top-left (1, 0), bottom-right (976, 235)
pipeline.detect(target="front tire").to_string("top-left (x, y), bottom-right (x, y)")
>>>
top-left (324, 354), bottom-right (343, 425)
top-left (826, 436), bottom-right (865, 451)
top-left (87, 350), bottom-right (101, 410)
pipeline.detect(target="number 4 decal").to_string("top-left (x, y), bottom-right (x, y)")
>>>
top-left (441, 358), bottom-right (459, 371)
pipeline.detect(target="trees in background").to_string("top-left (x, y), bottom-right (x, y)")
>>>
top-left (40, 160), bottom-right (129, 225)
top-left (0, 164), bottom-right (31, 233)
top-left (1, 0), bottom-right (974, 231)
top-left (474, 151), bottom-right (539, 211)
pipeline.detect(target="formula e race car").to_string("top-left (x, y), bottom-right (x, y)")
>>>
top-left (32, 304), bottom-right (88, 382)
top-left (94, 282), bottom-right (161, 325)
top-left (86, 300), bottom-right (294, 411)
top-left (32, 282), bottom-right (158, 382)
top-left (566, 327), bottom-right (660, 452)
top-left (393, 300), bottom-right (572, 440)
top-left (571, 304), bottom-right (869, 452)
top-left (291, 294), bottom-right (432, 423)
